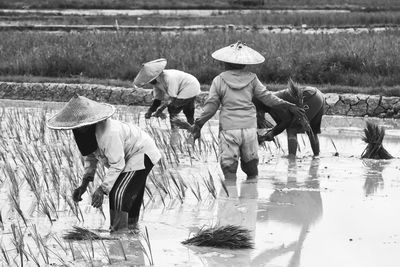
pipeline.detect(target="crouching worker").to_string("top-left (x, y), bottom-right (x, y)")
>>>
top-left (255, 80), bottom-right (325, 157)
top-left (134, 58), bottom-right (201, 128)
top-left (46, 95), bottom-right (161, 231)
top-left (190, 42), bottom-right (304, 181)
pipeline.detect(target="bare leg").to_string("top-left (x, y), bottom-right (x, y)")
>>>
top-left (307, 131), bottom-right (320, 156)
top-left (287, 129), bottom-right (298, 156)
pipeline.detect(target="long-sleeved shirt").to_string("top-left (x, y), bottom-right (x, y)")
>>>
top-left (153, 69), bottom-right (201, 101)
top-left (196, 70), bottom-right (292, 131)
top-left (83, 119), bottom-right (161, 194)
top-left (255, 86), bottom-right (322, 135)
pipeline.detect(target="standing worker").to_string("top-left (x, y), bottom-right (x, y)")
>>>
top-left (46, 95), bottom-right (161, 231)
top-left (190, 42), bottom-right (304, 181)
top-left (255, 80), bottom-right (325, 157)
top-left (133, 58), bottom-right (201, 128)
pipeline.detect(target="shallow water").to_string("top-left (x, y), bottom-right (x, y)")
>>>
top-left (0, 99), bottom-right (400, 266)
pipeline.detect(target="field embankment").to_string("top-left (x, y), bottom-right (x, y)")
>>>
top-left (1, 82), bottom-right (400, 118)
top-left (0, 31), bottom-right (399, 88)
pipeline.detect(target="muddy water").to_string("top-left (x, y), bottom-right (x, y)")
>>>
top-left (0, 100), bottom-right (400, 266)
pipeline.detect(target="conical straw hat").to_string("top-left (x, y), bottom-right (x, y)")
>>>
top-left (212, 42), bottom-right (265, 65)
top-left (133, 58), bottom-right (167, 86)
top-left (46, 95), bottom-right (116, 130)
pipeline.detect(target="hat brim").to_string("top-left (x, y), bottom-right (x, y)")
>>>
top-left (46, 103), bottom-right (116, 130)
top-left (133, 58), bottom-right (167, 86)
top-left (212, 45), bottom-right (265, 65)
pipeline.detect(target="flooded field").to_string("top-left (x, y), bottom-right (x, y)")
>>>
top-left (0, 99), bottom-right (400, 266)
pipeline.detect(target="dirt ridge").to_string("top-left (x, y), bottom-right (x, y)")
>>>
top-left (1, 81), bottom-right (399, 118)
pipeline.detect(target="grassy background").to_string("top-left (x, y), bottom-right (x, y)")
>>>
top-left (0, 31), bottom-right (399, 89)
top-left (2, 11), bottom-right (400, 27)
top-left (2, 75), bottom-right (399, 96)
top-left (0, 0), bottom-right (399, 10)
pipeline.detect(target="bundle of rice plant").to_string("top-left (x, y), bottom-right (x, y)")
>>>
top-left (63, 226), bottom-right (113, 241)
top-left (182, 225), bottom-right (253, 249)
top-left (170, 117), bottom-right (192, 130)
top-left (288, 79), bottom-right (314, 136)
top-left (361, 121), bottom-right (393, 159)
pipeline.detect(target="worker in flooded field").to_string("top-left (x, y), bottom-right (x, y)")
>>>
top-left (46, 95), bottom-right (161, 231)
top-left (255, 79), bottom-right (325, 157)
top-left (190, 42), bottom-right (304, 181)
top-left (133, 58), bottom-right (201, 129)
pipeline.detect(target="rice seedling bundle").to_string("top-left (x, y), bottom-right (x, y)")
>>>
top-left (361, 121), bottom-right (393, 159)
top-left (63, 226), bottom-right (114, 241)
top-left (170, 118), bottom-right (192, 130)
top-left (288, 79), bottom-right (314, 137)
top-left (182, 225), bottom-right (253, 249)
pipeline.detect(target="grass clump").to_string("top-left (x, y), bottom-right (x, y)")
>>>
top-left (361, 121), bottom-right (393, 159)
top-left (182, 225), bottom-right (254, 249)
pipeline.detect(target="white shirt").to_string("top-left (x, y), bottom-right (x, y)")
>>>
top-left (83, 119), bottom-right (161, 194)
top-left (153, 69), bottom-right (201, 100)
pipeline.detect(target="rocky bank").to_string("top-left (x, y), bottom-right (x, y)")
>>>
top-left (1, 82), bottom-right (399, 118)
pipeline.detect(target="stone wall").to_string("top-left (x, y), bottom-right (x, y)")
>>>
top-left (1, 82), bottom-right (399, 118)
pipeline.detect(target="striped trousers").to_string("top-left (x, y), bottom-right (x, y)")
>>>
top-left (109, 155), bottom-right (154, 224)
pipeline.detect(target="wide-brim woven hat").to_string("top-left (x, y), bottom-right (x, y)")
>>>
top-left (212, 42), bottom-right (265, 65)
top-left (133, 58), bottom-right (167, 86)
top-left (46, 95), bottom-right (116, 130)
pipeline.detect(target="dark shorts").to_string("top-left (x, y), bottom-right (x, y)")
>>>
top-left (304, 90), bottom-right (325, 134)
top-left (168, 97), bottom-right (196, 126)
top-left (109, 155), bottom-right (153, 220)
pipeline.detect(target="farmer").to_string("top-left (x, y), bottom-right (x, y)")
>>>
top-left (46, 95), bottom-right (161, 231)
top-left (255, 80), bottom-right (325, 157)
top-left (190, 42), bottom-right (304, 181)
top-left (133, 58), bottom-right (201, 128)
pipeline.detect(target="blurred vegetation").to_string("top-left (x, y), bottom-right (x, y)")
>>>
top-left (2, 11), bottom-right (400, 27)
top-left (0, 0), bottom-right (399, 10)
top-left (0, 30), bottom-right (399, 90)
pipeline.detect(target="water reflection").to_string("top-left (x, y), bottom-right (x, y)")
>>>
top-left (217, 180), bottom-right (258, 235)
top-left (362, 159), bottom-right (388, 197)
top-left (253, 158), bottom-right (323, 267)
top-left (108, 238), bottom-right (145, 265)
top-left (187, 180), bottom-right (258, 266)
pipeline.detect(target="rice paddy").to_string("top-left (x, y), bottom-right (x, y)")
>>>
top-left (0, 99), bottom-right (400, 266)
